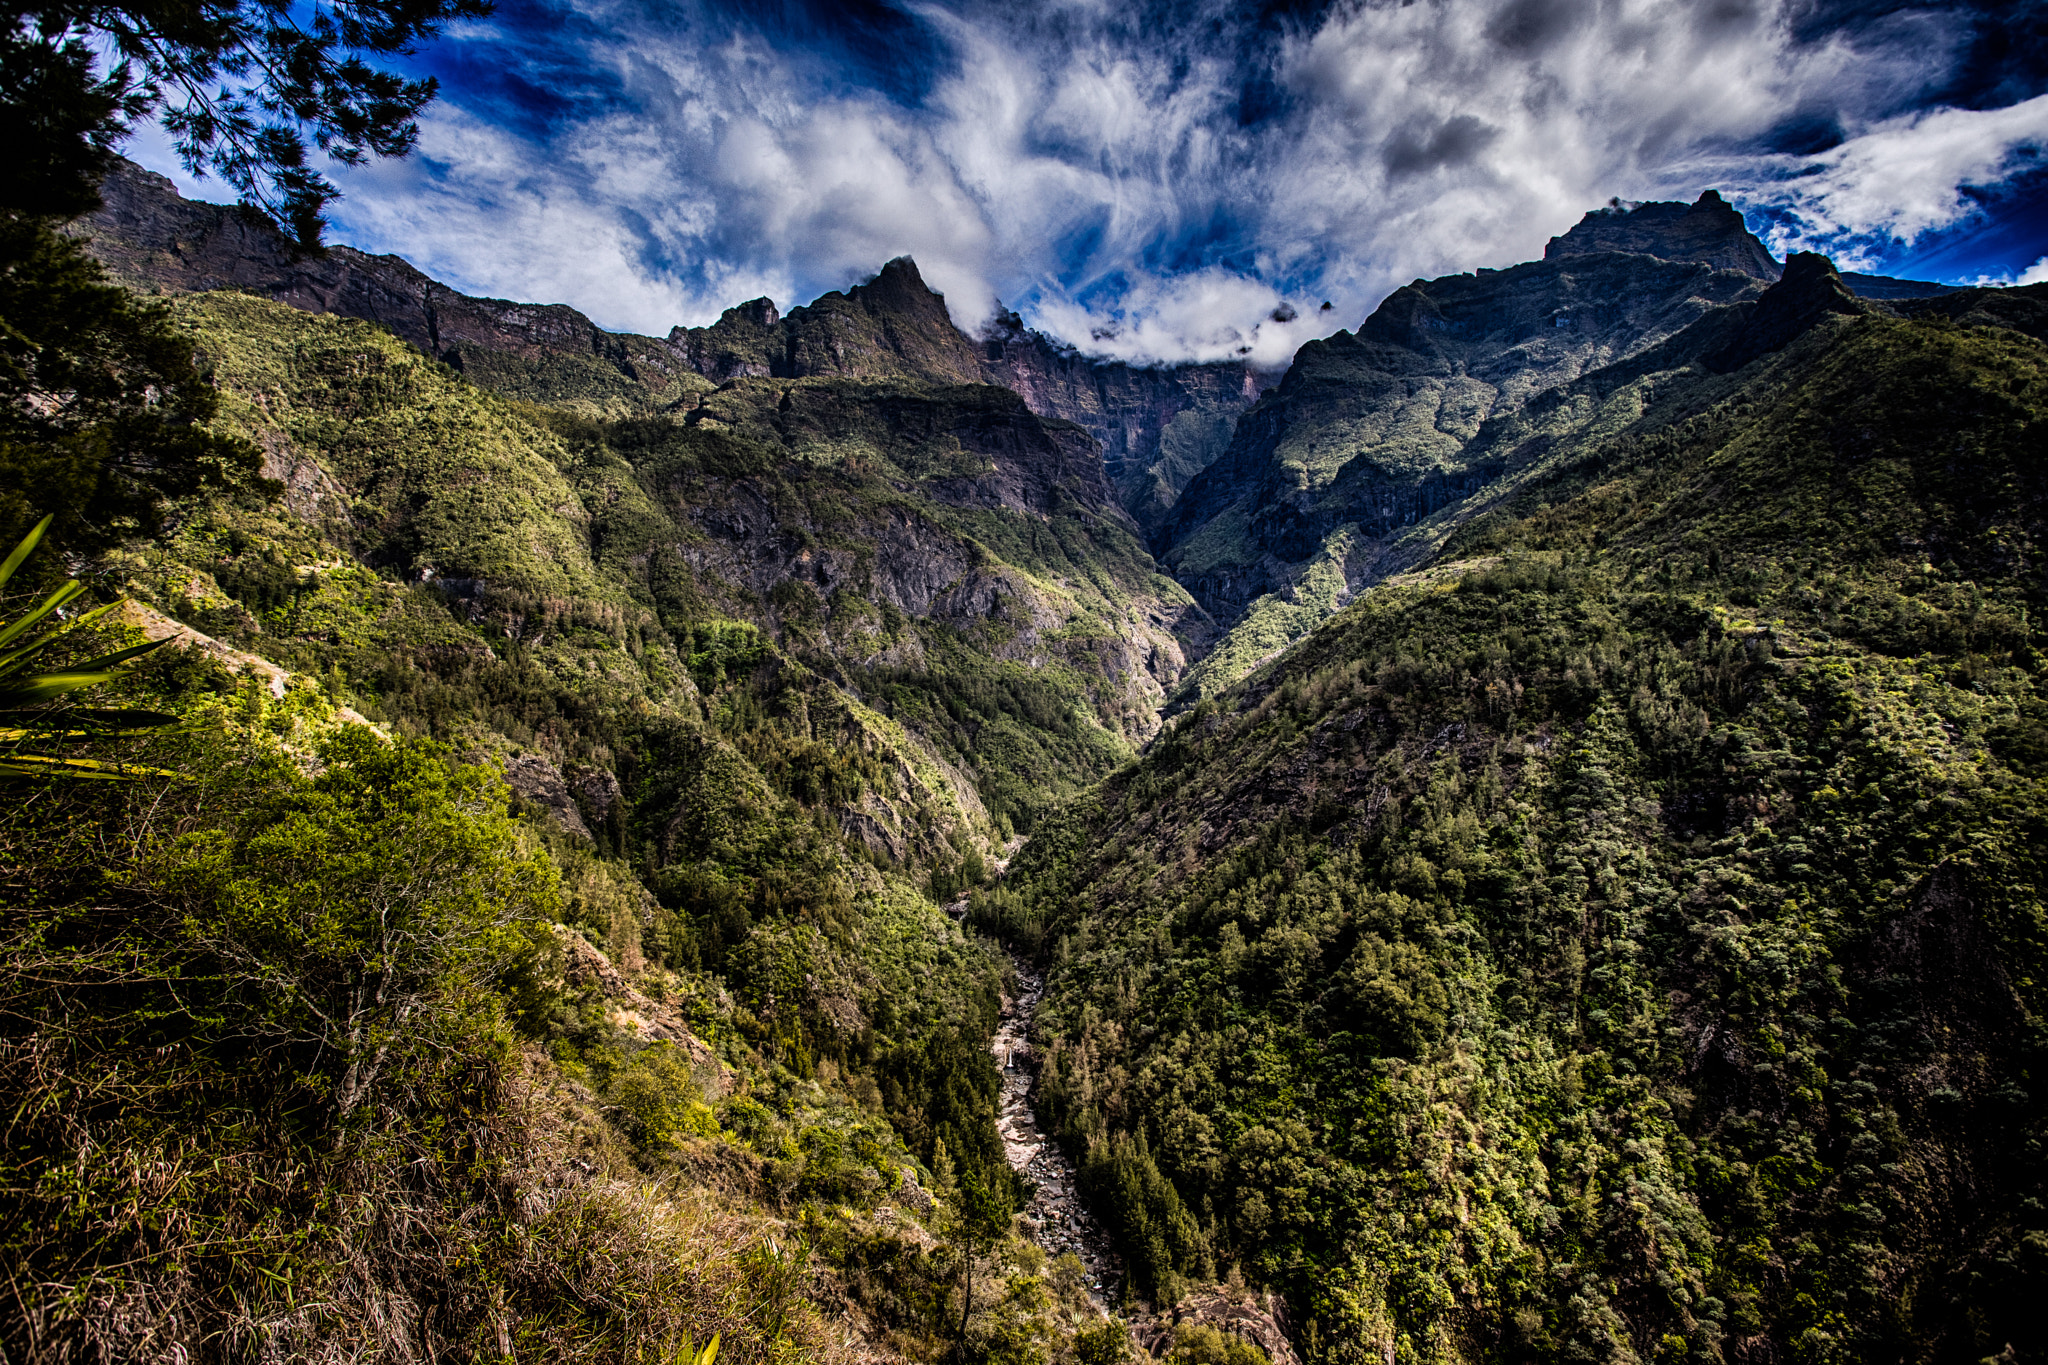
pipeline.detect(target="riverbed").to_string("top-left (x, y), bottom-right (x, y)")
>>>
top-left (991, 954), bottom-right (1122, 1305)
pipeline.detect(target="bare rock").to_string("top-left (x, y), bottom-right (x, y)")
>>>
top-left (1544, 189), bottom-right (1782, 280)
top-left (115, 601), bottom-right (289, 698)
top-left (553, 927), bottom-right (728, 1093)
top-left (567, 763), bottom-right (624, 827)
top-left (505, 754), bottom-right (592, 840)
top-left (1128, 1287), bottom-right (1301, 1365)
top-left (896, 1166), bottom-right (935, 1216)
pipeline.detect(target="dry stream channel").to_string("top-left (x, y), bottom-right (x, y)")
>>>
top-left (990, 954), bottom-right (1121, 1306)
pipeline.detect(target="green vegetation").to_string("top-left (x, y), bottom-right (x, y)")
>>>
top-left (17, 162), bottom-right (2048, 1365)
top-left (0, 514), bottom-right (180, 777)
top-left (7, 0), bottom-right (482, 238)
top-left (0, 216), bottom-right (258, 558)
top-left (0, 234), bottom-right (1177, 1359)
top-left (990, 310), bottom-right (2048, 1362)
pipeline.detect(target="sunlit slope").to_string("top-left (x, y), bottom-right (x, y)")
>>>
top-left (987, 306), bottom-right (2048, 1363)
top-left (137, 290), bottom-right (1208, 832)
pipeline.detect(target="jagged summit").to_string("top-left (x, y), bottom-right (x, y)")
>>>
top-left (724, 297), bottom-right (780, 328)
top-left (852, 255), bottom-right (945, 310)
top-left (1546, 189), bottom-right (1783, 280)
top-left (72, 158), bottom-right (1271, 537)
top-left (1707, 249), bottom-right (1866, 372)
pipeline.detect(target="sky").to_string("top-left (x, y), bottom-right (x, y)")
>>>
top-left (128, 0), bottom-right (2048, 367)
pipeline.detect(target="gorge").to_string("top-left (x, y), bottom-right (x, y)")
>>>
top-left (2, 155), bottom-right (2044, 1365)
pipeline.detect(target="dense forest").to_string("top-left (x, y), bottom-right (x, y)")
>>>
top-left (0, 212), bottom-right (1146, 1364)
top-left (985, 303), bottom-right (2048, 1362)
top-left (5, 115), bottom-right (2048, 1365)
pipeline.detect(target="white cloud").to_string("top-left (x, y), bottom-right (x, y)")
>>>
top-left (1737, 93), bottom-right (2048, 267)
top-left (1961, 254), bottom-right (2048, 288)
top-left (115, 0), bottom-right (2038, 359)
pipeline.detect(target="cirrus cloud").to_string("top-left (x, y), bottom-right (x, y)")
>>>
top-left (123, 0), bottom-right (2048, 361)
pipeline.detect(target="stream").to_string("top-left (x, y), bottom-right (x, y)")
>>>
top-left (991, 954), bottom-right (1122, 1305)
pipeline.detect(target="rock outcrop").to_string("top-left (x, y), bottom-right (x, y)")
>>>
top-left (73, 159), bottom-right (694, 399)
top-left (1544, 189), bottom-right (1783, 280)
top-left (553, 928), bottom-right (728, 1091)
top-left (77, 158), bottom-right (1271, 533)
top-left (1127, 1289), bottom-right (1302, 1365)
top-left (1157, 247), bottom-right (1772, 624)
top-left (666, 260), bottom-right (1276, 535)
top-left (504, 754), bottom-right (593, 840)
top-left (1706, 250), bottom-right (1869, 373)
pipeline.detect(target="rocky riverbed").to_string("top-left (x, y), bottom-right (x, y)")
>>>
top-left (991, 956), bottom-right (1122, 1305)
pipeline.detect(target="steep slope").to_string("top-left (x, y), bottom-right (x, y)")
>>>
top-left (8, 273), bottom-right (1149, 1361)
top-left (1158, 197), bottom-right (1777, 691)
top-left (988, 301), bottom-right (2048, 1363)
top-left (77, 158), bottom-right (1271, 532)
top-left (669, 259), bottom-right (1277, 535)
top-left (1159, 193), bottom-right (2011, 702)
top-left (74, 159), bottom-right (708, 417)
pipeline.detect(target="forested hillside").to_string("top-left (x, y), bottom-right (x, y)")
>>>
top-left (13, 147), bottom-right (2048, 1365)
top-left (1, 210), bottom-right (1168, 1362)
top-left (986, 290), bottom-right (2048, 1362)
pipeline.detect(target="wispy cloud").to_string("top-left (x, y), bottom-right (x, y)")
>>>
top-left (1735, 93), bottom-right (2048, 270)
top-left (134, 0), bottom-right (2042, 359)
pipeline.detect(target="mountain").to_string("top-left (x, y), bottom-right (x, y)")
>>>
top-left (989, 269), bottom-right (2048, 1363)
top-left (78, 159), bottom-right (1273, 534)
top-left (1543, 189), bottom-right (1784, 279)
top-left (1154, 191), bottom-right (2022, 702)
top-left (36, 155), bottom-right (2048, 1365)
top-left (22, 173), bottom-right (1189, 1362)
top-left (666, 257), bottom-right (1280, 537)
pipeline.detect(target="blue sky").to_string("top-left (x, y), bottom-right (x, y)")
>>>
top-left (130, 0), bottom-right (2048, 364)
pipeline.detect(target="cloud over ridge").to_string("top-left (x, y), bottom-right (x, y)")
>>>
top-left (161, 0), bottom-right (2048, 363)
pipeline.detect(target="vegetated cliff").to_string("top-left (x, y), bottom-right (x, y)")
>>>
top-left (1156, 192), bottom-right (1984, 703)
top-left (71, 159), bottom-right (707, 416)
top-left (6, 272), bottom-right (1139, 1358)
top-left (983, 283), bottom-right (2048, 1363)
top-left (76, 157), bottom-right (1272, 533)
top-left (668, 258), bottom-right (1278, 537)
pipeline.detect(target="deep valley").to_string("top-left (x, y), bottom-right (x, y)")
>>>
top-left (2, 155), bottom-right (2045, 1365)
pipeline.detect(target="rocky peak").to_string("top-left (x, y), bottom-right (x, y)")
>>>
top-left (1707, 250), bottom-right (1867, 372)
top-left (1545, 189), bottom-right (1782, 280)
top-left (76, 157), bottom-right (1269, 533)
top-left (848, 256), bottom-right (947, 320)
top-left (76, 156), bottom-right (694, 391)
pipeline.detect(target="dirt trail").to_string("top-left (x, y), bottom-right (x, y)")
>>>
top-left (992, 955), bottom-right (1121, 1305)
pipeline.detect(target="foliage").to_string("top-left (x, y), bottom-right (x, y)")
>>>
top-left (0, 217), bottom-right (259, 556)
top-left (998, 311), bottom-right (2048, 1363)
top-left (1166, 1323), bottom-right (1271, 1365)
top-left (0, 514), bottom-right (183, 777)
top-left (6, 0), bottom-right (487, 240)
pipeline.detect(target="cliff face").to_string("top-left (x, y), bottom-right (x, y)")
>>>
top-left (1158, 247), bottom-right (1773, 624)
top-left (76, 157), bottom-right (1271, 532)
top-left (640, 376), bottom-right (1216, 741)
top-left (72, 163), bottom-right (1216, 773)
top-left (667, 260), bottom-right (1275, 535)
top-left (977, 314), bottom-right (1278, 538)
top-left (1544, 189), bottom-right (1784, 279)
top-left (73, 159), bottom-right (698, 406)
top-left (1146, 189), bottom-right (2006, 701)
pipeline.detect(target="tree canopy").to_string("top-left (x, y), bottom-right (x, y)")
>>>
top-left (3, 0), bottom-right (488, 241)
top-left (0, 214), bottom-right (260, 556)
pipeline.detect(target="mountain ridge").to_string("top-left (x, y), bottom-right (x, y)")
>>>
top-left (1152, 194), bottom-right (2025, 703)
top-left (74, 159), bottom-right (1276, 537)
